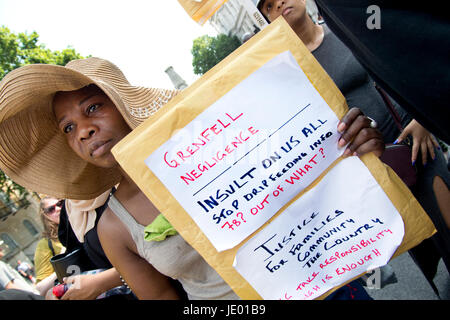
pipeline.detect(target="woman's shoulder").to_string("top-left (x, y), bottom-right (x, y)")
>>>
top-left (96, 208), bottom-right (140, 264)
top-left (35, 238), bottom-right (49, 250)
top-left (98, 207), bottom-right (124, 236)
top-left (98, 207), bottom-right (136, 248)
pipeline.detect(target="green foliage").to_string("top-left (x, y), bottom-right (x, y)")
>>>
top-left (0, 171), bottom-right (28, 204)
top-left (191, 33), bottom-right (241, 75)
top-left (0, 26), bottom-right (86, 79)
top-left (0, 26), bottom-right (86, 202)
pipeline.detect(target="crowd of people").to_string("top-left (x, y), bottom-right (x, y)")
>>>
top-left (0, 0), bottom-right (448, 300)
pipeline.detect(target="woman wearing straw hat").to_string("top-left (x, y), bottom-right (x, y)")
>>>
top-left (0, 57), bottom-right (384, 299)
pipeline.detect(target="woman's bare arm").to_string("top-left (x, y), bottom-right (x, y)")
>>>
top-left (97, 209), bottom-right (181, 300)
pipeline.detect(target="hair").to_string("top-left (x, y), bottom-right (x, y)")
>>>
top-left (256, 0), bottom-right (271, 23)
top-left (39, 197), bottom-right (60, 241)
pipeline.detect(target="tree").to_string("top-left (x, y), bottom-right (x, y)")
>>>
top-left (0, 26), bottom-right (86, 204)
top-left (1, 26), bottom-right (85, 79)
top-left (191, 33), bottom-right (241, 75)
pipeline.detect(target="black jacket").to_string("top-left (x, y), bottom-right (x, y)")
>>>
top-left (315, 0), bottom-right (450, 143)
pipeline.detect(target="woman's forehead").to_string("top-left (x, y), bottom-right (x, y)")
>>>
top-left (54, 84), bottom-right (103, 101)
top-left (53, 85), bottom-right (105, 114)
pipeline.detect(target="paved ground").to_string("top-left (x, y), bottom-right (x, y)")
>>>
top-left (365, 252), bottom-right (449, 300)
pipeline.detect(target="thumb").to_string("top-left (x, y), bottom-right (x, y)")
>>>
top-left (63, 275), bottom-right (76, 285)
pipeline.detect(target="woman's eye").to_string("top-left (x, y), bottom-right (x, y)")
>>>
top-left (87, 103), bottom-right (99, 114)
top-left (63, 124), bottom-right (73, 134)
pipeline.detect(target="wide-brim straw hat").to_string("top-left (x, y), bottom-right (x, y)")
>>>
top-left (0, 57), bottom-right (179, 200)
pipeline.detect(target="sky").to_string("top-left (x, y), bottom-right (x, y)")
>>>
top-left (0, 0), bottom-right (218, 88)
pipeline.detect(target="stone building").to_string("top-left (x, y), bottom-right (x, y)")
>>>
top-left (0, 193), bottom-right (43, 269)
top-left (209, 0), bottom-right (268, 42)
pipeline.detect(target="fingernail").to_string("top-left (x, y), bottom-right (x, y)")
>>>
top-left (343, 148), bottom-right (352, 157)
top-left (412, 160), bottom-right (416, 166)
top-left (338, 138), bottom-right (346, 148)
top-left (393, 139), bottom-right (398, 145)
top-left (337, 122), bottom-right (346, 133)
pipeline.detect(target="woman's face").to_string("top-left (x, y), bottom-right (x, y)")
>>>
top-left (42, 198), bottom-right (62, 224)
top-left (259, 0), bottom-right (306, 24)
top-left (53, 85), bottom-right (131, 169)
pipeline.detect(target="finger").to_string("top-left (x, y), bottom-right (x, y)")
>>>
top-left (337, 107), bottom-right (362, 134)
top-left (339, 113), bottom-right (370, 148)
top-left (63, 276), bottom-right (76, 285)
top-left (352, 137), bottom-right (385, 158)
top-left (421, 141), bottom-right (428, 165)
top-left (430, 135), bottom-right (440, 149)
top-left (60, 288), bottom-right (72, 300)
top-left (345, 128), bottom-right (383, 157)
top-left (61, 282), bottom-right (80, 300)
top-left (411, 140), bottom-right (419, 165)
top-left (426, 137), bottom-right (436, 161)
top-left (395, 129), bottom-right (408, 144)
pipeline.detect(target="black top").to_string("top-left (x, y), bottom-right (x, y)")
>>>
top-left (311, 25), bottom-right (411, 143)
top-left (58, 198), bottom-right (112, 270)
top-left (315, 0), bottom-right (450, 143)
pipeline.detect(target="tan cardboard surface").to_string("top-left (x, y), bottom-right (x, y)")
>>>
top-left (112, 17), bottom-right (436, 299)
top-left (177, 0), bottom-right (229, 24)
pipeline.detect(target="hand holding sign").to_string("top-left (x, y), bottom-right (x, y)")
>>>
top-left (337, 108), bottom-right (385, 158)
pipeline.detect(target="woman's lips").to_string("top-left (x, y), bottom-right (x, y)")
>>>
top-left (282, 7), bottom-right (293, 17)
top-left (90, 140), bottom-right (112, 158)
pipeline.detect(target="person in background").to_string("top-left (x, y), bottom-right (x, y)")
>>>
top-left (16, 259), bottom-right (36, 284)
top-left (0, 248), bottom-right (38, 294)
top-left (33, 197), bottom-right (65, 295)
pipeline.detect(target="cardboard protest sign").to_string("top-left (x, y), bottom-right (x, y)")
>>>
top-left (233, 157), bottom-right (405, 300)
top-left (177, 0), bottom-right (229, 25)
top-left (112, 17), bottom-right (435, 299)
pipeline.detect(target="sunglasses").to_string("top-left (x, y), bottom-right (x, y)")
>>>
top-left (44, 200), bottom-right (64, 214)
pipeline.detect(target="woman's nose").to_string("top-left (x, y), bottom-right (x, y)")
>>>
top-left (78, 122), bottom-right (97, 141)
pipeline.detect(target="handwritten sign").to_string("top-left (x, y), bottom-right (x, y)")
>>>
top-left (113, 17), bottom-right (434, 299)
top-left (145, 51), bottom-right (345, 251)
top-left (233, 157), bottom-right (405, 300)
